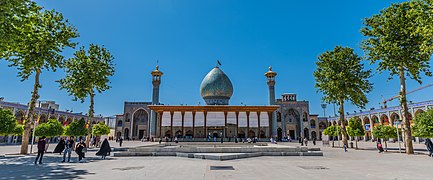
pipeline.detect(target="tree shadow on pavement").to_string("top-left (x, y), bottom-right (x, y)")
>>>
top-left (0, 156), bottom-right (96, 179)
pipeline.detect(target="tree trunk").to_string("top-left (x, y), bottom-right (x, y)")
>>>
top-left (398, 67), bottom-right (414, 154)
top-left (85, 90), bottom-right (95, 147)
top-left (20, 69), bottom-right (41, 154)
top-left (339, 100), bottom-right (348, 148)
top-left (385, 140), bottom-right (388, 152)
top-left (355, 137), bottom-right (358, 149)
top-left (332, 137), bottom-right (335, 147)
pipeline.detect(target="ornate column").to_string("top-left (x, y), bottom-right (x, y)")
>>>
top-left (192, 112), bottom-right (196, 138)
top-left (181, 112), bottom-right (185, 137)
top-left (159, 112), bottom-right (163, 138)
top-left (224, 112), bottom-right (228, 138)
top-left (236, 112), bottom-right (239, 138)
top-left (257, 112), bottom-right (261, 138)
top-left (265, 66), bottom-right (277, 138)
top-left (247, 111), bottom-right (250, 137)
top-left (204, 111), bottom-right (207, 138)
top-left (170, 111), bottom-right (173, 138)
top-left (150, 65), bottom-right (163, 138)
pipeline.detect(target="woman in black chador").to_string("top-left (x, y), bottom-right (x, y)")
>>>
top-left (96, 138), bottom-right (111, 159)
top-left (75, 138), bottom-right (87, 162)
top-left (53, 138), bottom-right (65, 155)
top-left (425, 139), bottom-right (433, 157)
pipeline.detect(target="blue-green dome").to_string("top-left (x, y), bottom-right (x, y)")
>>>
top-left (200, 67), bottom-right (233, 105)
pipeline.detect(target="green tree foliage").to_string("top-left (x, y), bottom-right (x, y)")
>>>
top-left (59, 44), bottom-right (114, 145)
top-left (92, 122), bottom-right (110, 136)
top-left (314, 46), bottom-right (373, 147)
top-left (361, 0), bottom-right (433, 155)
top-left (0, 0), bottom-right (39, 56)
top-left (0, 109), bottom-right (21, 135)
top-left (323, 125), bottom-right (341, 147)
top-left (35, 119), bottom-right (64, 137)
top-left (64, 119), bottom-right (88, 137)
top-left (1, 1), bottom-right (78, 154)
top-left (372, 125), bottom-right (398, 151)
top-left (413, 109), bottom-right (433, 138)
top-left (347, 117), bottom-right (365, 149)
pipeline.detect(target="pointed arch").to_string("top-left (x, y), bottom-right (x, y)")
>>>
top-left (39, 114), bottom-right (48, 123)
top-left (380, 114), bottom-right (389, 125)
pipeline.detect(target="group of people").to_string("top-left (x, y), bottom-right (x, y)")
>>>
top-left (34, 136), bottom-right (112, 164)
top-left (298, 137), bottom-right (316, 146)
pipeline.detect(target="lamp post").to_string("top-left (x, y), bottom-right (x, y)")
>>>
top-left (395, 121), bottom-right (402, 153)
top-left (30, 119), bottom-right (38, 154)
top-left (321, 104), bottom-right (327, 118)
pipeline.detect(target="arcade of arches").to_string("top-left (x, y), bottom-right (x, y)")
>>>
top-left (148, 105), bottom-right (279, 139)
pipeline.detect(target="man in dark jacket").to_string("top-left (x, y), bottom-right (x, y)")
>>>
top-left (34, 136), bottom-right (46, 164)
top-left (62, 136), bottom-right (75, 162)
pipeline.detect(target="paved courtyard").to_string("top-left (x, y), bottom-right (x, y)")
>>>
top-left (1, 141), bottom-right (432, 180)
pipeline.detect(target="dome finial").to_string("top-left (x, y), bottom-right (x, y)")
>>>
top-left (269, 66), bottom-right (272, 71)
top-left (216, 60), bottom-right (222, 67)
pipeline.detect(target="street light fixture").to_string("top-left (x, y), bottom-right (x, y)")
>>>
top-left (321, 103), bottom-right (327, 117)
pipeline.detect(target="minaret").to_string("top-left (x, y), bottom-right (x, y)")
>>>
top-left (150, 65), bottom-right (163, 138)
top-left (265, 66), bottom-right (277, 138)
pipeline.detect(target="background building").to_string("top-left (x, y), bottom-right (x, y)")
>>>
top-left (114, 63), bottom-right (322, 141)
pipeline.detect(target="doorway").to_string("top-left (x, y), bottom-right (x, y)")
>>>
top-left (277, 128), bottom-right (282, 141)
top-left (139, 130), bottom-right (144, 139)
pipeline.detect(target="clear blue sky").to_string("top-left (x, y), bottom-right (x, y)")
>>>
top-left (2, 0), bottom-right (432, 117)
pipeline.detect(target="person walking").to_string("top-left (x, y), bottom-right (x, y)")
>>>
top-left (53, 138), bottom-right (66, 155)
top-left (344, 143), bottom-right (348, 152)
top-left (119, 136), bottom-right (123, 147)
top-left (313, 138), bottom-right (316, 146)
top-left (425, 139), bottom-right (433, 157)
top-left (75, 138), bottom-right (87, 162)
top-left (96, 138), bottom-right (111, 159)
top-left (62, 136), bottom-right (75, 162)
top-left (34, 136), bottom-right (46, 164)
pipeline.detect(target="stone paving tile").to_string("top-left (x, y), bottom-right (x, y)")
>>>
top-left (1, 141), bottom-right (432, 180)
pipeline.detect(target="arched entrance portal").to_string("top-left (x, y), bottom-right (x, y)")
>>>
top-left (259, 131), bottom-right (266, 138)
top-left (248, 130), bottom-right (256, 138)
top-left (165, 130), bottom-right (172, 138)
top-left (277, 128), bottom-right (282, 141)
top-left (304, 128), bottom-right (309, 140)
top-left (238, 131), bottom-right (246, 138)
top-left (133, 109), bottom-right (148, 140)
top-left (116, 132), bottom-right (122, 139)
top-left (124, 128), bottom-right (130, 140)
top-left (311, 131), bottom-right (317, 140)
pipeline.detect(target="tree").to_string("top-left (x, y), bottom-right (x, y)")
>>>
top-left (314, 46), bottom-right (373, 147)
top-left (2, 4), bottom-right (78, 154)
top-left (372, 125), bottom-right (398, 152)
top-left (0, 108), bottom-right (21, 135)
top-left (35, 119), bottom-right (64, 137)
top-left (59, 44), bottom-right (114, 146)
top-left (323, 125), bottom-right (341, 147)
top-left (413, 109), bottom-right (433, 138)
top-left (64, 119), bottom-right (88, 137)
top-left (92, 122), bottom-right (110, 137)
top-left (0, 0), bottom-right (39, 56)
top-left (361, 0), bottom-right (433, 155)
top-left (347, 116), bottom-right (365, 149)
